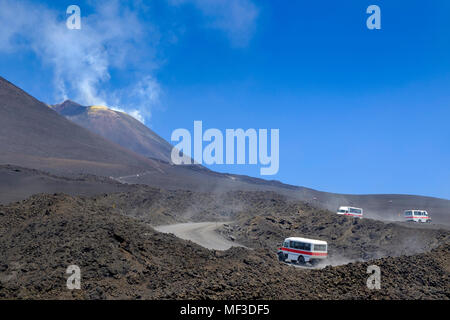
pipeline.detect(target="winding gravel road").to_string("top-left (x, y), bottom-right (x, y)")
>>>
top-left (154, 222), bottom-right (244, 251)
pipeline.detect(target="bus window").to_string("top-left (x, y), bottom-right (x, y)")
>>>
top-left (314, 244), bottom-right (326, 252)
top-left (289, 241), bottom-right (313, 251)
top-left (298, 242), bottom-right (311, 251)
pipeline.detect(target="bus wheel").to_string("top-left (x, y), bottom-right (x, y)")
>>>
top-left (278, 253), bottom-right (285, 262)
top-left (297, 255), bottom-right (306, 265)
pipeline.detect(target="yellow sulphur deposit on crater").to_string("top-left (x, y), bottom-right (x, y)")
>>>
top-left (89, 105), bottom-right (109, 111)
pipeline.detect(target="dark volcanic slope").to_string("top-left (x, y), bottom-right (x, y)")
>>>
top-left (0, 77), bottom-right (230, 188)
top-left (0, 193), bottom-right (448, 300)
top-left (0, 165), bottom-right (132, 205)
top-left (51, 100), bottom-right (173, 162)
top-left (0, 77), bottom-right (276, 192)
top-left (0, 77), bottom-right (162, 177)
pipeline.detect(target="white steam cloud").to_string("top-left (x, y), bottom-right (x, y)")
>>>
top-left (0, 0), bottom-right (159, 124)
top-left (109, 76), bottom-right (162, 124)
top-left (0, 0), bottom-right (259, 123)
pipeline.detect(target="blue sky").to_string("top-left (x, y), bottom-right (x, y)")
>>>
top-left (0, 0), bottom-right (449, 198)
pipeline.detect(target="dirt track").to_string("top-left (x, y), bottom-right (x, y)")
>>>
top-left (154, 222), bottom-right (244, 250)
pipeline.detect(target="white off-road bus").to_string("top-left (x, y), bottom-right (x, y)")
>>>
top-left (277, 237), bottom-right (327, 266)
top-left (336, 206), bottom-right (363, 219)
top-left (404, 210), bottom-right (431, 223)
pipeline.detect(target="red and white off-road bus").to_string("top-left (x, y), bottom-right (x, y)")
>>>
top-left (336, 206), bottom-right (363, 219)
top-left (277, 237), bottom-right (328, 266)
top-left (404, 210), bottom-right (431, 223)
